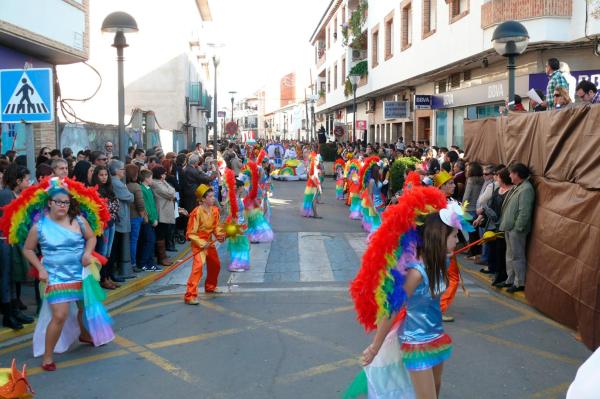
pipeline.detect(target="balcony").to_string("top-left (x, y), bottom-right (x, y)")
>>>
top-left (316, 46), bottom-right (326, 68)
top-left (481, 0), bottom-right (572, 29)
top-left (317, 93), bottom-right (326, 106)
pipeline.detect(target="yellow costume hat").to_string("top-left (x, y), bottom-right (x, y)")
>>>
top-left (434, 171), bottom-right (453, 188)
top-left (195, 184), bottom-right (212, 199)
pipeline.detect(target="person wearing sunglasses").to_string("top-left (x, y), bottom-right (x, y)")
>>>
top-left (553, 86), bottom-right (572, 109)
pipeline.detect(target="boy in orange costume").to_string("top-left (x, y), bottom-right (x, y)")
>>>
top-left (184, 184), bottom-right (225, 305)
top-left (434, 171), bottom-right (460, 322)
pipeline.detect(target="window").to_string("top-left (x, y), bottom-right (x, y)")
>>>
top-left (436, 111), bottom-right (448, 148)
top-left (372, 25), bottom-right (379, 67)
top-left (463, 69), bottom-right (471, 81)
top-left (422, 0), bottom-right (436, 38)
top-left (450, 73), bottom-right (461, 88)
top-left (334, 17), bottom-right (338, 42)
top-left (327, 69), bottom-right (331, 92)
top-left (327, 27), bottom-right (330, 49)
top-left (437, 80), bottom-right (447, 93)
top-left (342, 57), bottom-right (346, 82)
top-left (341, 5), bottom-right (346, 24)
top-left (334, 63), bottom-right (338, 90)
top-left (384, 12), bottom-right (394, 60)
top-left (452, 107), bottom-right (466, 148)
top-left (450, 0), bottom-right (469, 22)
top-left (401, 2), bottom-right (412, 50)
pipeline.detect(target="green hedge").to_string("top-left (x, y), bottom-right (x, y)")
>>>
top-left (319, 143), bottom-right (338, 162)
top-left (389, 157), bottom-right (421, 195)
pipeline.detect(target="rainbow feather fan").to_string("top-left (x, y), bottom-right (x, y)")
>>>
top-left (345, 159), bottom-right (361, 183)
top-left (349, 173), bottom-right (447, 332)
top-left (334, 158), bottom-right (345, 175)
top-left (241, 161), bottom-right (259, 208)
top-left (359, 156), bottom-right (381, 191)
top-left (256, 149), bottom-right (268, 165)
top-left (224, 168), bottom-right (239, 221)
top-left (0, 177), bottom-right (110, 245)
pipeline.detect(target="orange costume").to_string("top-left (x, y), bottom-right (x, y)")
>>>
top-left (440, 256), bottom-right (460, 314)
top-left (185, 205), bottom-right (225, 301)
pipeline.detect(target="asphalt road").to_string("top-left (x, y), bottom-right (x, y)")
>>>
top-left (1, 177), bottom-right (591, 399)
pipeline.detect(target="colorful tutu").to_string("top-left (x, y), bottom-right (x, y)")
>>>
top-left (82, 261), bottom-right (115, 346)
top-left (336, 180), bottom-right (345, 200)
top-left (401, 333), bottom-right (452, 371)
top-left (227, 234), bottom-right (250, 271)
top-left (349, 193), bottom-right (362, 220)
top-left (301, 186), bottom-right (318, 217)
top-left (45, 281), bottom-right (83, 304)
top-left (245, 207), bottom-right (274, 243)
top-left (361, 192), bottom-right (382, 233)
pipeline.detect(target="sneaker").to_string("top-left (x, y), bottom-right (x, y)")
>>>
top-left (442, 315), bottom-right (455, 322)
top-left (141, 265), bottom-right (160, 272)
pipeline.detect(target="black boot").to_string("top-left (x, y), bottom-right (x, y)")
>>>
top-left (11, 301), bottom-right (34, 324)
top-left (2, 302), bottom-right (23, 330)
top-left (14, 298), bottom-right (27, 310)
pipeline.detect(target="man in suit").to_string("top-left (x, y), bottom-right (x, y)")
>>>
top-left (499, 163), bottom-right (535, 293)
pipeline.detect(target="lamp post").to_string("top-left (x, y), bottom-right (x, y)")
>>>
top-left (491, 20), bottom-right (529, 109)
top-left (101, 11), bottom-right (138, 279)
top-left (229, 91), bottom-right (236, 123)
top-left (349, 74), bottom-right (360, 142)
top-left (207, 43), bottom-right (224, 147)
top-left (308, 94), bottom-right (319, 143)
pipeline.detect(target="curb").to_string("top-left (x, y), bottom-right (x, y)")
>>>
top-left (460, 259), bottom-right (528, 305)
top-left (0, 245), bottom-right (192, 346)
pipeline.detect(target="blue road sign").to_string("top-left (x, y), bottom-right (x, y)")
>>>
top-left (0, 68), bottom-right (53, 123)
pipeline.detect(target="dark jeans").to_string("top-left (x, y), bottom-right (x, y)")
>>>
top-left (138, 223), bottom-right (156, 268)
top-left (488, 237), bottom-right (507, 279)
top-left (155, 223), bottom-right (170, 242)
top-left (0, 240), bottom-right (14, 303)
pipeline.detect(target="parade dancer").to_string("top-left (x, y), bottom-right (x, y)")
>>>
top-left (345, 173), bottom-right (471, 398)
top-left (0, 177), bottom-right (113, 371)
top-left (434, 170), bottom-right (473, 323)
top-left (257, 150), bottom-right (273, 221)
top-left (346, 158), bottom-right (362, 219)
top-left (223, 169), bottom-right (250, 272)
top-left (300, 151), bottom-right (322, 218)
top-left (334, 158), bottom-right (346, 201)
top-left (184, 184), bottom-right (226, 305)
top-left (359, 156), bottom-right (385, 233)
top-left (242, 162), bottom-right (274, 243)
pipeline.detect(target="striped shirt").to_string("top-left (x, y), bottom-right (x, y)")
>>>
top-left (546, 70), bottom-right (569, 109)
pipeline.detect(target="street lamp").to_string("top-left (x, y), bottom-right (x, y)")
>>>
top-left (207, 43), bottom-right (224, 147)
top-left (348, 74), bottom-right (361, 142)
top-left (308, 94), bottom-right (320, 143)
top-left (229, 91), bottom-right (237, 123)
top-left (101, 11), bottom-right (138, 280)
top-left (491, 20), bottom-right (529, 109)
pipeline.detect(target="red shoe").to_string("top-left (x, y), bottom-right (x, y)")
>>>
top-left (79, 336), bottom-right (94, 345)
top-left (41, 362), bottom-right (56, 371)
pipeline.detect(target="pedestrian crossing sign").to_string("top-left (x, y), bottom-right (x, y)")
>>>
top-left (0, 68), bottom-right (53, 123)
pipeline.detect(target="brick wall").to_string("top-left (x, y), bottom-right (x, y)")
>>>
top-left (34, 122), bottom-right (57, 152)
top-left (481, 0), bottom-right (572, 29)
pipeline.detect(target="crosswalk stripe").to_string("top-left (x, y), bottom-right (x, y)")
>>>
top-left (228, 241), bottom-right (272, 284)
top-left (344, 233), bottom-right (367, 260)
top-left (298, 232), bottom-right (334, 282)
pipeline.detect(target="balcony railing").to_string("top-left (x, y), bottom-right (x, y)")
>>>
top-left (481, 0), bottom-right (572, 29)
top-left (317, 94), bottom-right (326, 106)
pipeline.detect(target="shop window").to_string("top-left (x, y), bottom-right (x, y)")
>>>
top-left (422, 0), bottom-right (436, 38)
top-left (450, 0), bottom-right (469, 23)
top-left (452, 107), bottom-right (465, 148)
top-left (435, 111), bottom-right (448, 148)
top-left (372, 25), bottom-right (379, 68)
top-left (385, 12), bottom-right (394, 60)
top-left (401, 2), bottom-right (412, 51)
top-left (450, 73), bottom-right (461, 88)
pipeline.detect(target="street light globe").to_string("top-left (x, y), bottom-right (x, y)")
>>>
top-left (101, 11), bottom-right (138, 33)
top-left (348, 74), bottom-right (361, 87)
top-left (491, 20), bottom-right (529, 56)
top-left (308, 94), bottom-right (320, 102)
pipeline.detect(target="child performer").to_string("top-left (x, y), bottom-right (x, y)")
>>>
top-left (334, 158), bottom-right (346, 201)
top-left (257, 151), bottom-right (273, 222)
top-left (184, 184), bottom-right (226, 304)
top-left (300, 150), bottom-right (322, 218)
top-left (242, 162), bottom-right (274, 243)
top-left (347, 175), bottom-right (470, 398)
top-left (359, 156), bottom-right (385, 233)
top-left (223, 169), bottom-right (250, 272)
top-left (346, 158), bottom-right (362, 219)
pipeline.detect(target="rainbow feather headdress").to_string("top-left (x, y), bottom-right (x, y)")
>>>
top-left (345, 159), bottom-right (361, 183)
top-left (0, 176), bottom-right (110, 245)
top-left (224, 168), bottom-right (239, 222)
top-left (359, 156), bottom-right (381, 191)
top-left (350, 172), bottom-right (447, 331)
top-left (334, 159), bottom-right (345, 175)
top-left (241, 161), bottom-right (259, 208)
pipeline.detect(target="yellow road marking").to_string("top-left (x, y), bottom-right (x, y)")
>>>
top-left (275, 357), bottom-right (360, 385)
top-left (530, 382), bottom-right (571, 398)
top-left (146, 327), bottom-right (251, 350)
top-left (276, 306), bottom-right (353, 323)
top-left (110, 296), bottom-right (151, 317)
top-left (463, 268), bottom-right (527, 301)
top-left (28, 349), bottom-right (130, 376)
top-left (475, 315), bottom-right (531, 332)
top-left (485, 295), bottom-right (572, 332)
top-left (0, 341), bottom-right (29, 356)
top-left (135, 349), bottom-right (199, 385)
top-left (121, 299), bottom-right (182, 314)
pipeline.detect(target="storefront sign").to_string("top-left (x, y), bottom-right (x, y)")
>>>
top-left (383, 101), bottom-right (409, 119)
top-left (333, 123), bottom-right (346, 137)
top-left (217, 111), bottom-right (226, 118)
top-left (414, 95), bottom-right (432, 109)
top-left (356, 120), bottom-right (367, 130)
top-left (529, 69), bottom-right (600, 91)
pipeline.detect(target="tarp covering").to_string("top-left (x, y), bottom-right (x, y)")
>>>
top-left (464, 104), bottom-right (600, 351)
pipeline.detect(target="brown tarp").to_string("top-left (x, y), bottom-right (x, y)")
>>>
top-left (464, 104), bottom-right (600, 351)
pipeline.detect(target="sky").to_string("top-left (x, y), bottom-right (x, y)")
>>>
top-left (207, 0), bottom-right (328, 101)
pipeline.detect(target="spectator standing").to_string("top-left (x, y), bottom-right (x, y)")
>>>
top-left (109, 160), bottom-right (133, 282)
top-left (475, 165), bottom-right (497, 266)
top-left (182, 154), bottom-right (212, 213)
top-left (138, 169), bottom-right (159, 271)
top-left (575, 80), bottom-right (600, 104)
top-left (452, 160), bottom-right (466, 202)
top-left (71, 160), bottom-right (92, 186)
top-left (51, 158), bottom-right (69, 178)
top-left (463, 162), bottom-right (484, 259)
top-left (544, 58), bottom-right (569, 109)
top-left (499, 163), bottom-right (535, 293)
top-left (529, 89), bottom-right (547, 112)
top-left (151, 167), bottom-right (176, 266)
top-left (395, 137), bottom-right (405, 152)
top-left (104, 142), bottom-right (114, 161)
top-left (125, 164), bottom-right (145, 272)
top-left (554, 86), bottom-right (572, 109)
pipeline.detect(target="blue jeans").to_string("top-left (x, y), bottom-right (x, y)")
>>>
top-left (138, 223), bottom-right (156, 268)
top-left (96, 224), bottom-right (116, 258)
top-left (479, 226), bottom-right (489, 263)
top-left (130, 217), bottom-right (143, 266)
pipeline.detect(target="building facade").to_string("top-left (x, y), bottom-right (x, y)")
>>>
top-left (0, 0), bottom-right (89, 154)
top-left (310, 0), bottom-right (600, 148)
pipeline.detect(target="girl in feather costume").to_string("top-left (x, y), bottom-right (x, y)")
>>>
top-left (334, 158), bottom-right (346, 201)
top-left (345, 158), bottom-right (362, 219)
top-left (300, 151), bottom-right (322, 218)
top-left (359, 156), bottom-right (385, 233)
top-left (223, 169), bottom-right (250, 272)
top-left (0, 177), bottom-right (113, 371)
top-left (346, 173), bottom-right (470, 398)
top-left (242, 162), bottom-right (274, 243)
